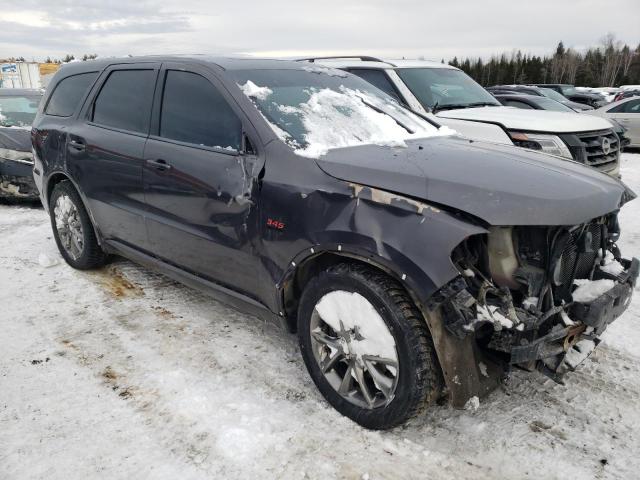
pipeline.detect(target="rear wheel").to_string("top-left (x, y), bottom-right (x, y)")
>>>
top-left (49, 181), bottom-right (107, 270)
top-left (297, 263), bottom-right (442, 429)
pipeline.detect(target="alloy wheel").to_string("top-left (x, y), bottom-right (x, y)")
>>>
top-left (309, 291), bottom-right (399, 409)
top-left (54, 194), bottom-right (84, 260)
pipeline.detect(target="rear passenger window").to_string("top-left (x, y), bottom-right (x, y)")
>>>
top-left (608, 103), bottom-right (627, 113)
top-left (160, 70), bottom-right (242, 150)
top-left (610, 99), bottom-right (640, 113)
top-left (92, 70), bottom-right (156, 134)
top-left (45, 72), bottom-right (97, 117)
top-left (349, 69), bottom-right (402, 102)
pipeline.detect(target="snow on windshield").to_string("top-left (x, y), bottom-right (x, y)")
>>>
top-left (237, 71), bottom-right (454, 158)
top-left (0, 96), bottom-right (40, 128)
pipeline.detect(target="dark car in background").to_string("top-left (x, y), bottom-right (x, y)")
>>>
top-left (0, 88), bottom-right (42, 199)
top-left (31, 56), bottom-right (638, 429)
top-left (487, 85), bottom-right (593, 111)
top-left (533, 84), bottom-right (606, 108)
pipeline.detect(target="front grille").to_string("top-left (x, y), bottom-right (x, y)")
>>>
top-left (575, 129), bottom-right (619, 170)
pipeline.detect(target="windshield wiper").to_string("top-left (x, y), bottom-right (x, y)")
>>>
top-left (432, 101), bottom-right (499, 113)
top-left (431, 103), bottom-right (469, 113)
top-left (359, 98), bottom-right (415, 134)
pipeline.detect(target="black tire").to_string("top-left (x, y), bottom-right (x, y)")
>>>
top-left (297, 263), bottom-right (442, 429)
top-left (49, 180), bottom-right (108, 270)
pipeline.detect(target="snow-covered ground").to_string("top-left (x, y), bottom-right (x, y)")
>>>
top-left (1, 153), bottom-right (640, 480)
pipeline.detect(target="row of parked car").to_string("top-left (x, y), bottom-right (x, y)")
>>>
top-left (1, 55), bottom-right (638, 430)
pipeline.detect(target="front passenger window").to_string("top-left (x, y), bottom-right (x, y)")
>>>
top-left (160, 70), bottom-right (242, 151)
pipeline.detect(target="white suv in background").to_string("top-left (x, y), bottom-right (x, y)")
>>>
top-left (301, 56), bottom-right (622, 177)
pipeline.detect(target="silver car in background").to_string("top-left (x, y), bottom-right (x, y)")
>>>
top-left (589, 96), bottom-right (640, 148)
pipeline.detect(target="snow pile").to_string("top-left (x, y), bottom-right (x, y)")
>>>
top-left (314, 290), bottom-right (397, 361)
top-left (598, 251), bottom-right (625, 276)
top-left (464, 396), bottom-right (480, 411)
top-left (37, 252), bottom-right (59, 268)
top-left (572, 278), bottom-right (615, 303)
top-left (239, 80), bottom-right (273, 101)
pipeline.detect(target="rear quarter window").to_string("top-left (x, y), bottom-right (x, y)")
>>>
top-left (45, 72), bottom-right (98, 117)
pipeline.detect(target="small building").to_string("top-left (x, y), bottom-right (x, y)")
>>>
top-left (0, 62), bottom-right (60, 89)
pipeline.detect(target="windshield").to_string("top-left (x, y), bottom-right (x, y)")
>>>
top-left (396, 68), bottom-right (500, 111)
top-left (539, 88), bottom-right (568, 103)
top-left (232, 68), bottom-right (450, 158)
top-left (560, 86), bottom-right (577, 96)
top-left (0, 95), bottom-right (41, 127)
top-left (532, 96), bottom-right (575, 112)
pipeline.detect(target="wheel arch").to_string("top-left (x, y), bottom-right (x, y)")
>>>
top-left (279, 246), bottom-right (435, 334)
top-left (45, 171), bottom-right (104, 245)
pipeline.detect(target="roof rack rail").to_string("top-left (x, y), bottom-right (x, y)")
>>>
top-left (296, 56), bottom-right (395, 66)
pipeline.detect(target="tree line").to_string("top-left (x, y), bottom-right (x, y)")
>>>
top-left (447, 34), bottom-right (639, 87)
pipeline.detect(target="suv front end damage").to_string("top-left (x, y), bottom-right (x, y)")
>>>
top-left (441, 214), bottom-right (638, 386)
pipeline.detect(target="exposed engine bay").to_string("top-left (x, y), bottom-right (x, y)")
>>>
top-left (444, 212), bottom-right (639, 382)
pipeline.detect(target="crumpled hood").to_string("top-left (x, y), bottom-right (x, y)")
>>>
top-left (436, 106), bottom-right (613, 133)
top-left (315, 136), bottom-right (634, 226)
top-left (0, 127), bottom-right (31, 152)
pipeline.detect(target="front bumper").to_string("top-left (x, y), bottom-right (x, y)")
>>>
top-left (510, 257), bottom-right (638, 380)
top-left (0, 158), bottom-right (38, 199)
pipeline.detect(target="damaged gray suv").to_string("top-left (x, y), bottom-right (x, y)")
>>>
top-left (32, 57), bottom-right (638, 429)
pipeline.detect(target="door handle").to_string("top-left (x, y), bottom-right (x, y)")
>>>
top-left (68, 138), bottom-right (86, 151)
top-left (146, 158), bottom-right (172, 171)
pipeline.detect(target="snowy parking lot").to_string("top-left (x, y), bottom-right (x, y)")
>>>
top-left (1, 153), bottom-right (639, 480)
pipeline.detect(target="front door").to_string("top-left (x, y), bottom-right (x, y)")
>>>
top-left (143, 66), bottom-right (261, 297)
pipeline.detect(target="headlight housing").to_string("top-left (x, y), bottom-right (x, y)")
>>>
top-left (0, 148), bottom-right (34, 164)
top-left (508, 132), bottom-right (573, 160)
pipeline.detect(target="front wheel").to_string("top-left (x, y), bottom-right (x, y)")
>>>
top-left (297, 263), bottom-right (442, 429)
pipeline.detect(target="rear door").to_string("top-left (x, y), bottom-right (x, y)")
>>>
top-left (143, 63), bottom-right (261, 296)
top-left (70, 64), bottom-right (158, 250)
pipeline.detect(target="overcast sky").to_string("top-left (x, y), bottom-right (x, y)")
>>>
top-left (1, 0), bottom-right (639, 62)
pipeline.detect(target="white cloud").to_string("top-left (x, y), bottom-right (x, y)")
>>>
top-left (0, 0), bottom-right (638, 61)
